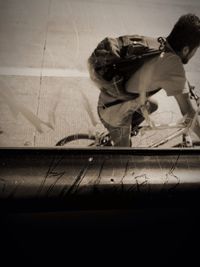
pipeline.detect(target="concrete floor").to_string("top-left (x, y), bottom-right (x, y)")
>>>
top-left (0, 0), bottom-right (200, 147)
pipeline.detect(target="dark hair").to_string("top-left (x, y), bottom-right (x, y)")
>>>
top-left (166, 14), bottom-right (200, 53)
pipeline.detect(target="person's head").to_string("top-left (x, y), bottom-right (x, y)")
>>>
top-left (166, 14), bottom-right (200, 64)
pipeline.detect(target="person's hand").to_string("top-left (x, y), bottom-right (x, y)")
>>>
top-left (108, 38), bottom-right (121, 57)
top-left (140, 105), bottom-right (155, 128)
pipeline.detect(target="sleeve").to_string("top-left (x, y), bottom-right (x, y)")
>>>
top-left (151, 54), bottom-right (188, 96)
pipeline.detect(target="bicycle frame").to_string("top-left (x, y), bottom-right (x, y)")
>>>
top-left (137, 86), bottom-right (200, 148)
top-left (145, 125), bottom-right (191, 148)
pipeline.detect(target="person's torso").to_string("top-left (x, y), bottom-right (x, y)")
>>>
top-left (98, 36), bottom-right (187, 107)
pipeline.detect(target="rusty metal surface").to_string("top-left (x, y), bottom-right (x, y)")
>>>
top-left (0, 148), bottom-right (200, 211)
top-left (1, 147), bottom-right (200, 265)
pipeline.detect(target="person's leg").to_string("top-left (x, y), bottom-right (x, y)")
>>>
top-left (98, 107), bottom-right (131, 147)
top-left (131, 98), bottom-right (158, 130)
top-left (105, 123), bottom-right (131, 147)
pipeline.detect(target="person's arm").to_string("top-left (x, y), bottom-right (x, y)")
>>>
top-left (174, 93), bottom-right (200, 138)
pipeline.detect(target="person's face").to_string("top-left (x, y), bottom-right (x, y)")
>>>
top-left (181, 46), bottom-right (199, 64)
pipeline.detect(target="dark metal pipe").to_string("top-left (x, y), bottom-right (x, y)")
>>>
top-left (1, 148), bottom-right (200, 263)
top-left (0, 147), bottom-right (200, 211)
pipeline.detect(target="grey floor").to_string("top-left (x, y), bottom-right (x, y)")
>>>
top-left (0, 0), bottom-right (200, 147)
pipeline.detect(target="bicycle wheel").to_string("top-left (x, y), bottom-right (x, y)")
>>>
top-left (171, 133), bottom-right (200, 148)
top-left (173, 141), bottom-right (200, 148)
top-left (56, 134), bottom-right (96, 147)
top-left (191, 141), bottom-right (200, 148)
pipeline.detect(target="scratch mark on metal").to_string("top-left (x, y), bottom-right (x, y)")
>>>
top-left (62, 157), bottom-right (93, 196)
top-left (8, 181), bottom-right (20, 198)
top-left (46, 170), bottom-right (66, 196)
top-left (121, 160), bottom-right (130, 191)
top-left (94, 158), bottom-right (107, 185)
top-left (37, 154), bottom-right (65, 196)
top-left (0, 178), bottom-right (6, 193)
top-left (134, 174), bottom-right (151, 194)
top-left (163, 154), bottom-right (181, 192)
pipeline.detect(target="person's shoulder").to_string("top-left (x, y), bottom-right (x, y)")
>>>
top-left (160, 52), bottom-right (181, 64)
top-left (157, 52), bottom-right (184, 72)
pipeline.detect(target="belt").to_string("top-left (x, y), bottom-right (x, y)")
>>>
top-left (102, 88), bottom-right (161, 108)
top-left (103, 99), bottom-right (129, 108)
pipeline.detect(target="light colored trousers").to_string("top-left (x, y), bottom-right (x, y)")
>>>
top-left (98, 98), bottom-right (158, 147)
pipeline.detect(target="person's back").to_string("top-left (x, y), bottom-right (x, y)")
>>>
top-left (89, 14), bottom-right (200, 147)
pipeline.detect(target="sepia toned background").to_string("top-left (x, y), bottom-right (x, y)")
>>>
top-left (0, 0), bottom-right (200, 147)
